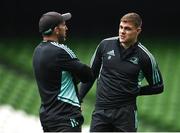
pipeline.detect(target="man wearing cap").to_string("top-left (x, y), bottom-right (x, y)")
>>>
top-left (33, 11), bottom-right (93, 132)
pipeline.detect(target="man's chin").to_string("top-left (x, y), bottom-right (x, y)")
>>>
top-left (59, 36), bottom-right (66, 42)
top-left (63, 35), bottom-right (67, 41)
top-left (119, 40), bottom-right (126, 43)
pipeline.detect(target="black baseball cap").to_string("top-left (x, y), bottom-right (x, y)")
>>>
top-left (39, 11), bottom-right (72, 35)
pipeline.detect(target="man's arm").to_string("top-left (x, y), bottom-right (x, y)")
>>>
top-left (79, 41), bottom-right (104, 102)
top-left (55, 48), bottom-right (93, 83)
top-left (139, 50), bottom-right (164, 96)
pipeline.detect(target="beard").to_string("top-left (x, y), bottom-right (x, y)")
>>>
top-left (58, 35), bottom-right (66, 42)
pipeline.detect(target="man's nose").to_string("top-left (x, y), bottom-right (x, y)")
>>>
top-left (120, 28), bottom-right (125, 34)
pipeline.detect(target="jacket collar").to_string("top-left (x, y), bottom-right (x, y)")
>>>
top-left (117, 39), bottom-right (138, 59)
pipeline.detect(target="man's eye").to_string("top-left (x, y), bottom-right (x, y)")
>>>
top-left (126, 28), bottom-right (131, 31)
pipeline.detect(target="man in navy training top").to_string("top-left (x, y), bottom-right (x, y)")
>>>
top-left (79, 12), bottom-right (164, 132)
top-left (33, 11), bottom-right (93, 132)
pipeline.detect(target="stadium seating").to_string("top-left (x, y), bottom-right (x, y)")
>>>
top-left (0, 38), bottom-right (180, 131)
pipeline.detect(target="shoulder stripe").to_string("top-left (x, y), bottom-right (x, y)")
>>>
top-left (90, 44), bottom-right (100, 67)
top-left (138, 43), bottom-right (160, 84)
top-left (51, 42), bottom-right (77, 58)
top-left (90, 44), bottom-right (103, 79)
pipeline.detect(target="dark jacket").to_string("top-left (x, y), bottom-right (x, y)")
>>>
top-left (79, 37), bottom-right (164, 109)
top-left (33, 41), bottom-right (93, 120)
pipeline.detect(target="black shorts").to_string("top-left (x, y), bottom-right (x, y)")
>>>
top-left (40, 115), bottom-right (84, 132)
top-left (90, 104), bottom-right (138, 132)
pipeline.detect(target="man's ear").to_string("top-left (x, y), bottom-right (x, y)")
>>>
top-left (137, 27), bottom-right (142, 34)
top-left (54, 26), bottom-right (59, 34)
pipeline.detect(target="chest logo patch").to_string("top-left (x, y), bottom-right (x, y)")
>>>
top-left (107, 50), bottom-right (115, 60)
top-left (129, 57), bottom-right (139, 64)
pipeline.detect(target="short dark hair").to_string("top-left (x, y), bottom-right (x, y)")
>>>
top-left (120, 13), bottom-right (142, 28)
top-left (39, 11), bottom-right (71, 35)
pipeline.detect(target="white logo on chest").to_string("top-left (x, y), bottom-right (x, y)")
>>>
top-left (107, 50), bottom-right (115, 60)
top-left (129, 57), bottom-right (139, 64)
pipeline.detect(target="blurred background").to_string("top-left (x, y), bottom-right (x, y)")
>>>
top-left (0, 0), bottom-right (180, 132)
